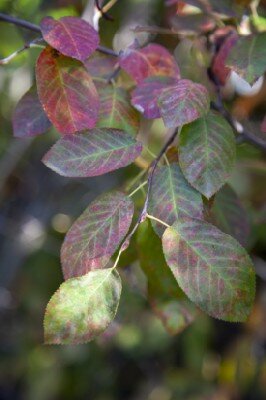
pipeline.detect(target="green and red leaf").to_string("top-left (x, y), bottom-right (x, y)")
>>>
top-left (40, 16), bottom-right (99, 61)
top-left (162, 217), bottom-right (256, 322)
top-left (36, 46), bottom-right (99, 134)
top-left (158, 79), bottom-right (210, 128)
top-left (12, 86), bottom-right (51, 138)
top-left (44, 268), bottom-right (121, 345)
top-left (42, 128), bottom-right (142, 177)
top-left (61, 191), bottom-right (134, 279)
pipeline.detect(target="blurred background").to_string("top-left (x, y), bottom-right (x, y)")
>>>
top-left (0, 1), bottom-right (266, 399)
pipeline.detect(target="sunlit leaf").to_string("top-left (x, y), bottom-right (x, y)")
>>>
top-left (61, 191), bottom-right (134, 279)
top-left (210, 185), bottom-right (250, 247)
top-left (44, 268), bottom-right (121, 344)
top-left (12, 86), bottom-right (51, 138)
top-left (131, 76), bottom-right (177, 119)
top-left (42, 128), bottom-right (142, 177)
top-left (149, 164), bottom-right (203, 236)
top-left (226, 33), bottom-right (266, 84)
top-left (179, 110), bottom-right (236, 198)
top-left (162, 217), bottom-right (256, 322)
top-left (158, 79), bottom-right (210, 128)
top-left (119, 43), bottom-right (180, 84)
top-left (137, 221), bottom-right (196, 334)
top-left (96, 85), bottom-right (140, 136)
top-left (36, 46), bottom-right (99, 134)
top-left (40, 16), bottom-right (99, 61)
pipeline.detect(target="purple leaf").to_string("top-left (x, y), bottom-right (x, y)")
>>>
top-left (12, 86), bottom-right (51, 138)
top-left (61, 191), bottom-right (134, 279)
top-left (162, 216), bottom-right (256, 322)
top-left (119, 43), bottom-right (180, 84)
top-left (36, 46), bottom-right (99, 134)
top-left (261, 116), bottom-right (266, 133)
top-left (158, 79), bottom-right (210, 128)
top-left (40, 16), bottom-right (99, 61)
top-left (42, 128), bottom-right (142, 177)
top-left (84, 52), bottom-right (117, 79)
top-left (131, 76), bottom-right (177, 119)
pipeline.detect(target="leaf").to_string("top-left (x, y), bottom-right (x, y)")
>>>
top-left (261, 116), bottom-right (266, 133)
top-left (137, 221), bottom-right (196, 334)
top-left (212, 31), bottom-right (238, 85)
top-left (96, 85), bottom-right (140, 136)
top-left (119, 43), bottom-right (180, 84)
top-left (226, 33), bottom-right (266, 84)
top-left (210, 185), bottom-right (250, 248)
top-left (158, 79), bottom-right (210, 128)
top-left (42, 128), bottom-right (142, 177)
top-left (44, 268), bottom-right (121, 344)
top-left (179, 110), bottom-right (236, 198)
top-left (36, 46), bottom-right (99, 134)
top-left (131, 76), bottom-right (177, 119)
top-left (149, 164), bottom-right (203, 236)
top-left (12, 86), bottom-right (51, 138)
top-left (170, 14), bottom-right (216, 34)
top-left (40, 16), bottom-right (99, 61)
top-left (84, 52), bottom-right (117, 79)
top-left (162, 217), bottom-right (256, 322)
top-left (61, 191), bottom-right (134, 279)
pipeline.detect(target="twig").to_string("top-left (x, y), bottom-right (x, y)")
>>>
top-left (0, 38), bottom-right (44, 65)
top-left (95, 0), bottom-right (114, 21)
top-left (0, 13), bottom-right (118, 58)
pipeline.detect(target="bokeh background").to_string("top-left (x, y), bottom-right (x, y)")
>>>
top-left (0, 1), bottom-right (266, 399)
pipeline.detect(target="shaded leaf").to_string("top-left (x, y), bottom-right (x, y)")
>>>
top-left (210, 185), bottom-right (250, 247)
top-left (171, 13), bottom-right (215, 34)
top-left (158, 79), bottom-right (210, 128)
top-left (119, 43), bottom-right (180, 84)
top-left (261, 116), bottom-right (266, 133)
top-left (43, 128), bottom-right (142, 177)
top-left (61, 191), bottom-right (134, 279)
top-left (226, 33), bottom-right (266, 84)
top-left (162, 217), bottom-right (256, 322)
top-left (137, 221), bottom-right (196, 334)
top-left (84, 52), bottom-right (117, 79)
top-left (131, 76), bottom-right (177, 119)
top-left (44, 268), bottom-right (121, 344)
top-left (36, 46), bottom-right (99, 134)
top-left (149, 164), bottom-right (203, 236)
top-left (97, 85), bottom-right (140, 136)
top-left (179, 110), bottom-right (236, 198)
top-left (212, 31), bottom-right (238, 85)
top-left (12, 86), bottom-right (51, 138)
top-left (40, 16), bottom-right (99, 61)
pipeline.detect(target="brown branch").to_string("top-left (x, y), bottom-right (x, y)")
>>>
top-left (0, 13), bottom-right (118, 57)
top-left (95, 0), bottom-right (114, 21)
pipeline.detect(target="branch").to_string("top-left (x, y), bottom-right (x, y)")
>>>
top-left (0, 38), bottom-right (44, 65)
top-left (0, 13), bottom-right (118, 58)
top-left (95, 0), bottom-right (114, 21)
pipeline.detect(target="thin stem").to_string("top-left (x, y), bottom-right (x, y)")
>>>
top-left (0, 38), bottom-right (44, 65)
top-left (128, 181), bottom-right (147, 198)
top-left (95, 0), bottom-right (114, 21)
top-left (146, 214), bottom-right (170, 228)
top-left (125, 168), bottom-right (147, 192)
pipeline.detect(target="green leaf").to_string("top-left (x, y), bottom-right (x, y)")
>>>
top-left (61, 191), bottom-right (134, 279)
top-left (210, 185), bottom-right (250, 248)
top-left (96, 85), bottom-right (140, 136)
top-left (42, 128), bottom-right (142, 177)
top-left (137, 221), bottom-right (196, 334)
top-left (149, 164), bottom-right (203, 236)
top-left (162, 217), bottom-right (256, 322)
top-left (179, 110), bottom-right (236, 198)
top-left (226, 33), bottom-right (266, 84)
top-left (44, 268), bottom-right (121, 344)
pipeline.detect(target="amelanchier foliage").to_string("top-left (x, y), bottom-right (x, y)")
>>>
top-left (1, 0), bottom-right (266, 345)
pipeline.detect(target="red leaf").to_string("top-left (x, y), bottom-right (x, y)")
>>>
top-left (36, 46), bottom-right (99, 134)
top-left (212, 31), bottom-right (238, 85)
top-left (119, 43), bottom-right (180, 84)
top-left (131, 76), bottom-right (177, 119)
top-left (12, 86), bottom-right (51, 138)
top-left (158, 79), bottom-right (209, 128)
top-left (40, 16), bottom-right (99, 61)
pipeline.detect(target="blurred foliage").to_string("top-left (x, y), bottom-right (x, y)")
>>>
top-left (0, 0), bottom-right (266, 399)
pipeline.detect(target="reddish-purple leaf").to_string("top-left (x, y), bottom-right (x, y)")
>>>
top-left (212, 31), bottom-right (238, 85)
top-left (131, 76), bottom-right (177, 119)
top-left (158, 79), bottom-right (210, 128)
top-left (61, 191), bottom-right (134, 279)
top-left (261, 116), bottom-right (266, 133)
top-left (40, 16), bottom-right (99, 61)
top-left (12, 86), bottom-right (51, 138)
top-left (119, 43), bottom-right (180, 84)
top-left (84, 53), bottom-right (117, 79)
top-left (42, 128), bottom-right (142, 177)
top-left (36, 46), bottom-right (99, 134)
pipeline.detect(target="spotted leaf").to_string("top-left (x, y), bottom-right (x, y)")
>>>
top-left (162, 217), bottom-right (256, 322)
